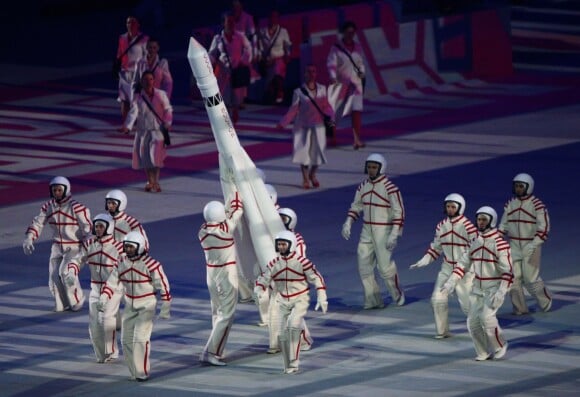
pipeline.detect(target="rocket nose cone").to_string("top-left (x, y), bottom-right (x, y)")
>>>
top-left (187, 36), bottom-right (213, 80)
top-left (187, 37), bottom-right (205, 59)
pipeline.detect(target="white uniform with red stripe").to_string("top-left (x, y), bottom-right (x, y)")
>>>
top-left (346, 174), bottom-right (405, 308)
top-left (255, 251), bottom-right (327, 371)
top-left (25, 196), bottom-right (92, 311)
top-left (268, 232), bottom-right (313, 352)
top-left (70, 235), bottom-right (124, 362)
top-left (112, 211), bottom-right (150, 252)
top-left (418, 215), bottom-right (478, 336)
top-left (101, 253), bottom-right (171, 380)
top-left (198, 194), bottom-right (243, 360)
top-left (449, 229), bottom-right (514, 358)
top-left (499, 195), bottom-right (552, 313)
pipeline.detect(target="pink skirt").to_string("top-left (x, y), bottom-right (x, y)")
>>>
top-left (132, 129), bottom-right (166, 169)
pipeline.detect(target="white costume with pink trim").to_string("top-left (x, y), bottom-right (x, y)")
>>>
top-left (116, 32), bottom-right (149, 103)
top-left (124, 88), bottom-right (173, 170)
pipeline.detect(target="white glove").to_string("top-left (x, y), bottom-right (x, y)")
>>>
top-left (523, 242), bottom-right (537, 258)
top-left (386, 233), bottom-right (398, 251)
top-left (410, 256), bottom-right (430, 270)
top-left (440, 277), bottom-right (457, 295)
top-left (23, 237), bottom-right (35, 255)
top-left (342, 218), bottom-right (353, 240)
top-left (253, 286), bottom-right (265, 302)
top-left (96, 297), bottom-right (107, 312)
top-left (490, 286), bottom-right (508, 310)
top-left (64, 272), bottom-right (76, 287)
top-left (315, 300), bottom-right (328, 314)
top-left (159, 301), bottom-right (171, 319)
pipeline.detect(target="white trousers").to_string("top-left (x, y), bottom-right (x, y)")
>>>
top-left (467, 290), bottom-right (507, 358)
top-left (89, 285), bottom-right (122, 362)
top-left (278, 296), bottom-right (310, 370)
top-left (49, 244), bottom-right (84, 311)
top-left (431, 264), bottom-right (474, 336)
top-left (122, 298), bottom-right (156, 380)
top-left (509, 246), bottom-right (552, 313)
top-left (269, 295), bottom-right (313, 350)
top-left (202, 265), bottom-right (238, 358)
top-left (357, 225), bottom-right (403, 308)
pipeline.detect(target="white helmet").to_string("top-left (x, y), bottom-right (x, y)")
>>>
top-left (105, 189), bottom-right (127, 212)
top-left (49, 176), bottom-right (71, 198)
top-left (93, 213), bottom-right (114, 236)
top-left (123, 231), bottom-right (146, 256)
top-left (513, 173), bottom-right (534, 196)
top-left (203, 201), bottom-right (226, 223)
top-left (278, 207), bottom-right (297, 230)
top-left (444, 193), bottom-right (465, 216)
top-left (365, 153), bottom-right (387, 174)
top-left (265, 184), bottom-right (278, 204)
top-left (256, 167), bottom-right (266, 182)
top-left (476, 206), bottom-right (497, 230)
top-left (275, 230), bottom-right (297, 256)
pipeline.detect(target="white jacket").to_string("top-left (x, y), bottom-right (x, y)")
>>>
top-left (256, 252), bottom-right (327, 302)
top-left (124, 88), bottom-right (173, 132)
top-left (112, 211), bottom-right (149, 252)
top-left (69, 235), bottom-right (123, 290)
top-left (347, 175), bottom-right (404, 232)
top-left (25, 196), bottom-right (92, 248)
top-left (199, 194), bottom-right (244, 268)
top-left (136, 56), bottom-right (174, 99)
top-left (452, 229), bottom-right (514, 293)
top-left (421, 215), bottom-right (478, 266)
top-left (499, 195), bottom-right (550, 260)
top-left (102, 253), bottom-right (171, 307)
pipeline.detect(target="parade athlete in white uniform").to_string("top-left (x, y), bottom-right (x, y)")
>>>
top-left (68, 213), bottom-right (124, 363)
top-left (23, 176), bottom-right (92, 312)
top-left (342, 154), bottom-right (405, 309)
top-left (99, 231), bottom-right (171, 381)
top-left (254, 230), bottom-right (328, 374)
top-left (199, 192), bottom-right (244, 366)
top-left (105, 189), bottom-right (150, 252)
top-left (266, 208), bottom-right (314, 354)
top-left (410, 193), bottom-right (478, 338)
top-left (441, 207), bottom-right (513, 361)
top-left (499, 173), bottom-right (552, 314)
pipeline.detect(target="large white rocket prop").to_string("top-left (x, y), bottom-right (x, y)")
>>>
top-left (187, 37), bottom-right (285, 273)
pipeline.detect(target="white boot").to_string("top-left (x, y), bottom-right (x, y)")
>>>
top-left (526, 279), bottom-right (552, 312)
top-left (468, 317), bottom-right (490, 361)
top-left (360, 275), bottom-right (383, 309)
top-left (432, 299), bottom-right (451, 339)
top-left (385, 269), bottom-right (405, 306)
top-left (509, 280), bottom-right (529, 315)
